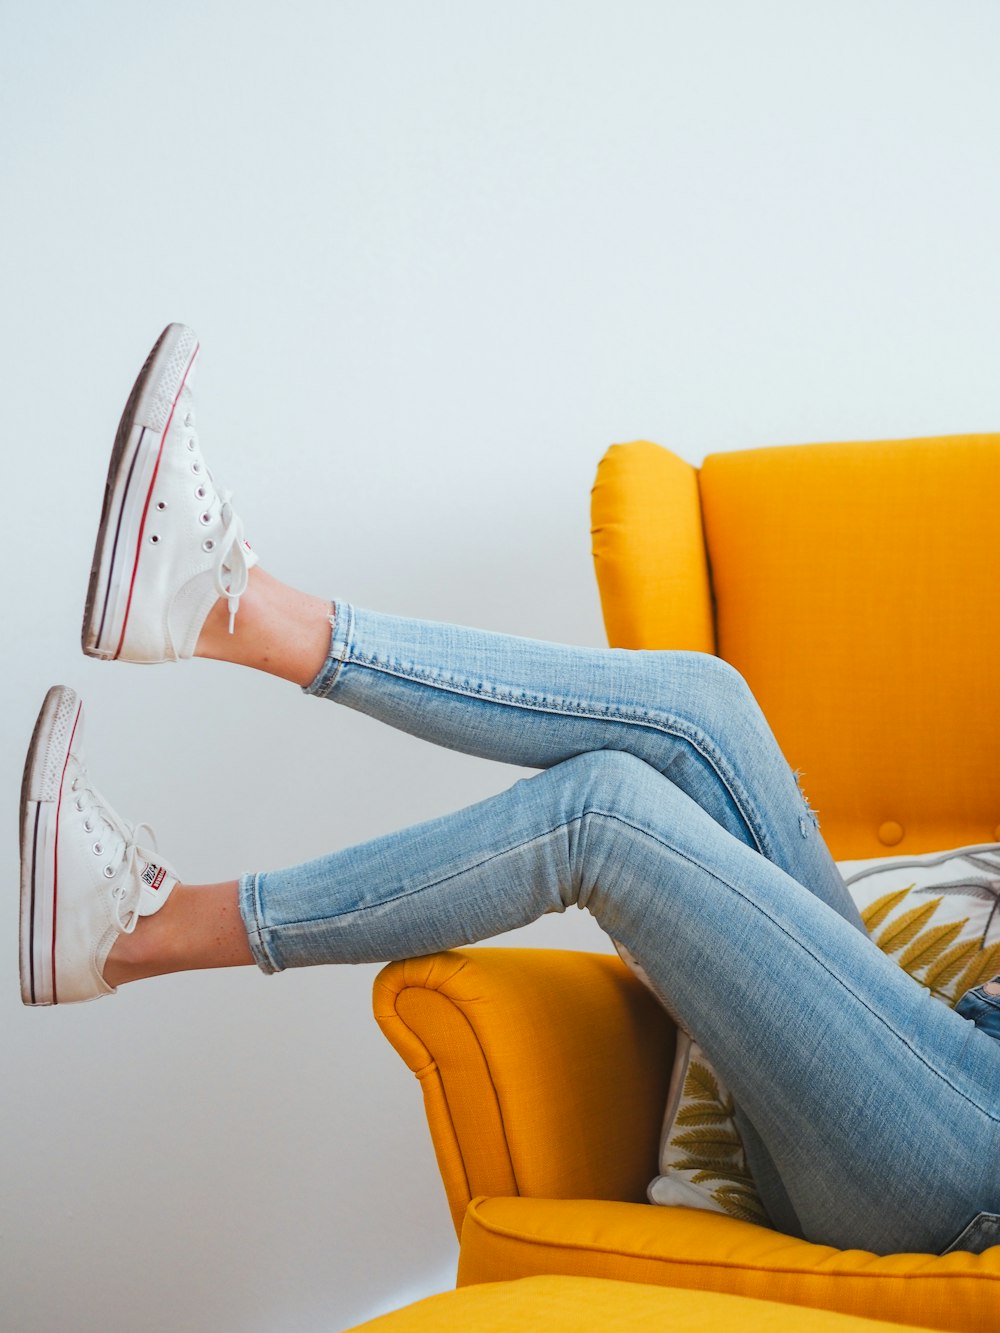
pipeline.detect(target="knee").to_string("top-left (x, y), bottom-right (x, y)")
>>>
top-left (661, 651), bottom-right (757, 726)
top-left (558, 749), bottom-right (665, 816)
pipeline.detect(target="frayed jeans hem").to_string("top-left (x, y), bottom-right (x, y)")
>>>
top-left (302, 600), bottom-right (354, 699)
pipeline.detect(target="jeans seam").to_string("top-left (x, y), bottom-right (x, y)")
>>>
top-left (255, 821), bottom-right (576, 930)
top-left (582, 808), bottom-right (1000, 1124)
top-left (304, 602), bottom-right (355, 699)
top-left (338, 650), bottom-right (776, 861)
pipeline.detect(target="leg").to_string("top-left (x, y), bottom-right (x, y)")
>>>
top-left (80, 321), bottom-right (856, 935)
top-left (23, 691), bottom-right (997, 1252)
top-left (119, 751), bottom-right (1000, 1254)
top-left (198, 584), bottom-right (862, 933)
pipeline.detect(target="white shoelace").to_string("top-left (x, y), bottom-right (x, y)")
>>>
top-left (213, 489), bottom-right (253, 633)
top-left (70, 774), bottom-right (174, 932)
top-left (183, 407), bottom-right (253, 635)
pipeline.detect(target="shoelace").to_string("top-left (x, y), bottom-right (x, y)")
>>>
top-left (213, 491), bottom-right (252, 634)
top-left (70, 774), bottom-right (173, 932)
top-left (183, 408), bottom-right (251, 634)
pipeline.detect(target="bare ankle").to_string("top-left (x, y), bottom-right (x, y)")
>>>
top-left (103, 914), bottom-right (161, 988)
top-left (104, 881), bottom-right (253, 989)
top-left (194, 567), bottom-right (333, 686)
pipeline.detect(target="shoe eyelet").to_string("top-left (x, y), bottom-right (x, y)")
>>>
top-left (186, 437), bottom-right (196, 451)
top-left (103, 865), bottom-right (116, 879)
top-left (92, 842), bottom-right (104, 855)
top-left (71, 777), bottom-right (80, 791)
top-left (195, 484), bottom-right (207, 500)
top-left (75, 796), bottom-right (85, 811)
top-left (199, 512), bottom-right (212, 526)
top-left (202, 538), bottom-right (215, 552)
top-left (149, 534), bottom-right (160, 544)
top-left (83, 819), bottom-right (94, 833)
top-left (191, 460), bottom-right (202, 474)
top-left (156, 500), bottom-right (167, 511)
top-left (184, 412), bottom-right (194, 427)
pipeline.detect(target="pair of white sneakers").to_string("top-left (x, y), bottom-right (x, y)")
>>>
top-left (19, 324), bottom-right (257, 1005)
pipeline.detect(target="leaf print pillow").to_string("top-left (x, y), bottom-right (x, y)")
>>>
top-left (840, 844), bottom-right (1000, 1001)
top-left (645, 843), bottom-right (1000, 1223)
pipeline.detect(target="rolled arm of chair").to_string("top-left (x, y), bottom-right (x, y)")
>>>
top-left (373, 947), bottom-right (676, 1238)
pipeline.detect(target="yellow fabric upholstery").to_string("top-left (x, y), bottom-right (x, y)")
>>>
top-left (373, 436), bottom-right (1000, 1331)
top-left (591, 440), bottom-right (716, 655)
top-left (345, 1275), bottom-right (946, 1332)
top-left (373, 949), bottom-right (674, 1235)
top-left (457, 1199), bottom-right (997, 1333)
top-left (594, 435), bottom-right (1000, 860)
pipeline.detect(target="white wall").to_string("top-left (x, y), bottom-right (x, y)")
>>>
top-left (4, 2), bottom-right (1000, 1328)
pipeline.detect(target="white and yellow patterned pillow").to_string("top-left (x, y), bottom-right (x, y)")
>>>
top-left (646, 843), bottom-right (1000, 1221)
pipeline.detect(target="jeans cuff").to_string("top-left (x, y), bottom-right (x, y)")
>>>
top-left (302, 600), bottom-right (354, 699)
top-left (238, 872), bottom-right (280, 974)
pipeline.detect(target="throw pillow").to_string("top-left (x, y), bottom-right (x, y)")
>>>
top-left (645, 842), bottom-right (1000, 1222)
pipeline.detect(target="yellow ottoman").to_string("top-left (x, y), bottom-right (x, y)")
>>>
top-left (344, 1275), bottom-right (944, 1331)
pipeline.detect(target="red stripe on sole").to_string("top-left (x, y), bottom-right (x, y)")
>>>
top-left (113, 340), bottom-right (200, 661)
top-left (51, 700), bottom-right (83, 1006)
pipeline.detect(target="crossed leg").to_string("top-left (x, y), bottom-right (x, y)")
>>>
top-left (21, 325), bottom-right (999, 1262)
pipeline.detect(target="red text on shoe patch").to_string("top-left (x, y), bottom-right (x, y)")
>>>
top-left (141, 863), bottom-right (166, 892)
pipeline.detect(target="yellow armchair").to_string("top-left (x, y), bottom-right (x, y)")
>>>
top-left (374, 436), bottom-right (1000, 1332)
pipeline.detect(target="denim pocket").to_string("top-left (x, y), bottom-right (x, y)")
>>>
top-left (940, 1211), bottom-right (1000, 1255)
top-left (954, 975), bottom-right (1000, 1041)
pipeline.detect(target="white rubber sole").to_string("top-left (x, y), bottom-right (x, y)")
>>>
top-left (19, 686), bottom-right (83, 1006)
top-left (81, 323), bottom-right (199, 660)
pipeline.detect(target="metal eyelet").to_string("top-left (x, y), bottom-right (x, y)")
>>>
top-left (71, 777), bottom-right (80, 791)
top-left (191, 460), bottom-right (202, 474)
top-left (92, 842), bottom-right (103, 856)
top-left (195, 484), bottom-right (207, 500)
top-left (149, 534), bottom-right (160, 544)
top-left (202, 538), bottom-right (215, 552)
top-left (75, 796), bottom-right (85, 811)
top-left (83, 819), bottom-right (94, 833)
top-left (186, 437), bottom-right (196, 451)
top-left (199, 512), bottom-right (212, 526)
top-left (103, 866), bottom-right (116, 879)
top-left (156, 500), bottom-right (167, 511)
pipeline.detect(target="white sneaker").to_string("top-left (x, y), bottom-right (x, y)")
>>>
top-left (19, 686), bottom-right (180, 1005)
top-left (81, 323), bottom-right (257, 663)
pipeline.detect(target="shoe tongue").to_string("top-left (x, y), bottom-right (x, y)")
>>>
top-left (136, 860), bottom-right (179, 916)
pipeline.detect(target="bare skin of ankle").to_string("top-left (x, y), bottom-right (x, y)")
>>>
top-left (104, 882), bottom-right (254, 987)
top-left (106, 567), bottom-right (333, 987)
top-left (194, 566), bottom-right (334, 686)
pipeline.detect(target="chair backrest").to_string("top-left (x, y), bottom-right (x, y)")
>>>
top-left (592, 435), bottom-right (1000, 860)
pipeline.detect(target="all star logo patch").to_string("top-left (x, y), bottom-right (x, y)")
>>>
top-left (141, 863), bottom-right (166, 892)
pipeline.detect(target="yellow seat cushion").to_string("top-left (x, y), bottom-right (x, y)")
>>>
top-left (345, 1274), bottom-right (945, 1331)
top-left (456, 1198), bottom-right (999, 1333)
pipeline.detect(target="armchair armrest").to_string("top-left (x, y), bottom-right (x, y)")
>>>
top-left (373, 947), bottom-right (675, 1237)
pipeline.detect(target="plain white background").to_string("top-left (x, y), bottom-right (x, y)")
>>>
top-left (4, 2), bottom-right (1000, 1329)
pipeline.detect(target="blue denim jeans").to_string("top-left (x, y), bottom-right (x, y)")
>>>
top-left (238, 603), bottom-right (1000, 1256)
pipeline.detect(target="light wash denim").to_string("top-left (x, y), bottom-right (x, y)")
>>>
top-left (238, 603), bottom-right (1000, 1256)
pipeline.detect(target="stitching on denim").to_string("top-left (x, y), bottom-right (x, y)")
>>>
top-left (343, 650), bottom-right (777, 861)
top-left (310, 602), bottom-right (354, 699)
top-left (243, 872), bottom-right (280, 973)
top-left (271, 821), bottom-right (575, 927)
top-left (585, 809), bottom-right (1000, 1124)
top-left (266, 801), bottom-right (1000, 1122)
